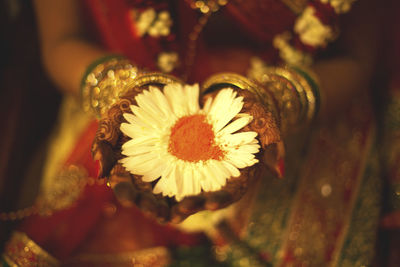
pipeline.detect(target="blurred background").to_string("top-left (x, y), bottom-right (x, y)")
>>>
top-left (0, 0), bottom-right (61, 252)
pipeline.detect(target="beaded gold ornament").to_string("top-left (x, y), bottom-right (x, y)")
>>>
top-left (184, 0), bottom-right (229, 14)
top-left (80, 56), bottom-right (140, 118)
top-left (274, 0), bottom-right (358, 66)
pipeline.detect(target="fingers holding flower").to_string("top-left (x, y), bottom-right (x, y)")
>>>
top-left (119, 84), bottom-right (261, 201)
top-left (92, 80), bottom-right (282, 222)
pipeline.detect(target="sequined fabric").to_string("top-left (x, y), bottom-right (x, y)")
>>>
top-left (224, 96), bottom-right (381, 266)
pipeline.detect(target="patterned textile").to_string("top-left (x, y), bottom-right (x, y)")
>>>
top-left (224, 96), bottom-right (381, 266)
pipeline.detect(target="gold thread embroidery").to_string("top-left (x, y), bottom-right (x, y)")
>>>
top-left (3, 231), bottom-right (60, 266)
top-left (67, 247), bottom-right (170, 266)
top-left (276, 102), bottom-right (375, 266)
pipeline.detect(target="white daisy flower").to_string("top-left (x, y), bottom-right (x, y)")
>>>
top-left (119, 83), bottom-right (260, 201)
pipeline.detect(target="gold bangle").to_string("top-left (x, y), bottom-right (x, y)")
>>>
top-left (80, 56), bottom-right (140, 118)
top-left (80, 57), bottom-right (184, 118)
top-left (248, 61), bottom-right (320, 134)
top-left (125, 72), bottom-right (183, 90)
top-left (201, 72), bottom-right (279, 121)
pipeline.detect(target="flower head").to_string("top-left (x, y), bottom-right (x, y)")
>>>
top-left (120, 83), bottom-right (260, 201)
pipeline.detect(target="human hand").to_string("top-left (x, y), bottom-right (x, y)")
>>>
top-left (92, 83), bottom-right (283, 223)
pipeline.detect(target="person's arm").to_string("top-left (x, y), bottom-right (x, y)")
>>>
top-left (33, 0), bottom-right (108, 96)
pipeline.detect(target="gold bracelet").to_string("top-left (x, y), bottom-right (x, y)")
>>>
top-left (80, 57), bottom-right (184, 118)
top-left (201, 72), bottom-right (279, 121)
top-left (80, 56), bottom-right (141, 117)
top-left (248, 60), bottom-right (320, 134)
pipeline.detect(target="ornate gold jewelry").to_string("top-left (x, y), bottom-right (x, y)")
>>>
top-left (273, 0), bottom-right (358, 65)
top-left (201, 72), bottom-right (279, 121)
top-left (0, 165), bottom-right (105, 221)
top-left (67, 246), bottom-right (170, 267)
top-left (80, 56), bottom-right (184, 118)
top-left (185, 0), bottom-right (228, 14)
top-left (248, 59), bottom-right (320, 133)
top-left (202, 60), bottom-right (320, 135)
top-left (125, 72), bottom-right (183, 89)
top-left (80, 56), bottom-right (140, 117)
top-left (3, 231), bottom-right (60, 266)
top-left (132, 8), bottom-right (173, 37)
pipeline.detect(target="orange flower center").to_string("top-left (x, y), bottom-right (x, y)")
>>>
top-left (168, 114), bottom-right (224, 162)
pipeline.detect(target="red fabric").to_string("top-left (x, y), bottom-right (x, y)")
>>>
top-left (84, 0), bottom-right (158, 69)
top-left (226, 0), bottom-right (296, 43)
top-left (19, 121), bottom-right (114, 260)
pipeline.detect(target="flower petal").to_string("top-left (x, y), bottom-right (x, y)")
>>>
top-left (120, 152), bottom-right (160, 175)
top-left (164, 83), bottom-right (189, 117)
top-left (130, 105), bottom-right (164, 129)
top-left (121, 136), bottom-right (159, 151)
top-left (135, 91), bottom-right (163, 119)
top-left (207, 89), bottom-right (244, 132)
top-left (218, 115), bottom-right (253, 135)
top-left (184, 84), bottom-right (200, 115)
top-left (202, 97), bottom-right (213, 113)
top-left (192, 168), bottom-right (202, 195)
top-left (222, 161), bottom-right (241, 177)
top-left (221, 131), bottom-right (259, 147)
top-left (149, 86), bottom-right (176, 121)
top-left (181, 164), bottom-right (195, 197)
top-left (202, 163), bottom-right (223, 191)
top-left (174, 161), bottom-right (185, 200)
top-left (119, 83), bottom-right (261, 201)
top-left (207, 160), bottom-right (228, 187)
top-left (141, 160), bottom-right (167, 182)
